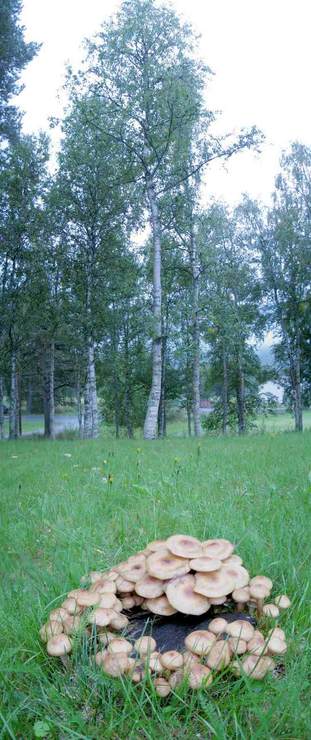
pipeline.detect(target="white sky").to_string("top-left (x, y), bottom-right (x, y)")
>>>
top-left (17, 0), bottom-right (311, 205)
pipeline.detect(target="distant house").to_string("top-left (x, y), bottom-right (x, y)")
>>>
top-left (199, 399), bottom-right (214, 415)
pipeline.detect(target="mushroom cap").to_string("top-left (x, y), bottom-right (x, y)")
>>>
top-left (154, 677), bottom-right (171, 697)
top-left (147, 540), bottom-right (168, 552)
top-left (112, 598), bottom-right (123, 613)
top-left (208, 595), bottom-right (227, 605)
top-left (63, 615), bottom-right (81, 635)
top-left (39, 620), bottom-right (63, 642)
top-left (169, 669), bottom-right (185, 689)
top-left (134, 636), bottom-right (157, 656)
top-left (146, 550), bottom-right (190, 580)
top-left (206, 640), bottom-right (231, 670)
top-left (146, 651), bottom-right (162, 672)
top-left (228, 637), bottom-right (247, 655)
top-left (49, 607), bottom-right (69, 622)
top-left (274, 594), bottom-right (291, 609)
top-left (135, 575), bottom-right (166, 599)
top-left (184, 630), bottom-right (216, 656)
top-left (131, 666), bottom-right (146, 683)
top-left (91, 580), bottom-right (117, 594)
top-left (247, 637), bottom-right (269, 656)
top-left (194, 569), bottom-right (236, 598)
top-left (145, 595), bottom-right (177, 616)
top-left (102, 652), bottom-right (129, 676)
top-left (183, 651), bottom-right (200, 669)
top-left (166, 574), bottom-right (210, 615)
top-left (166, 534), bottom-right (203, 559)
top-left (250, 575), bottom-right (273, 590)
top-left (98, 594), bottom-right (117, 609)
top-left (109, 612), bottom-right (129, 630)
top-left (267, 627), bottom-right (285, 641)
top-left (76, 591), bottom-right (101, 607)
top-left (89, 608), bottom-right (115, 627)
top-left (226, 620), bottom-right (255, 642)
top-left (160, 650), bottom-right (184, 670)
top-left (95, 650), bottom-right (108, 666)
top-left (208, 617), bottom-right (228, 635)
top-left (47, 634), bottom-right (72, 656)
top-left (121, 596), bottom-right (136, 609)
top-left (267, 637), bottom-right (287, 655)
top-left (223, 554), bottom-right (243, 566)
top-left (249, 583), bottom-right (270, 600)
top-left (232, 587), bottom-right (250, 604)
top-left (115, 576), bottom-right (135, 593)
top-left (221, 565), bottom-right (250, 589)
top-left (240, 654), bottom-right (274, 679)
top-left (61, 597), bottom-right (83, 615)
top-left (202, 539), bottom-right (234, 560)
top-left (116, 555), bottom-right (146, 582)
top-left (108, 638), bottom-right (132, 655)
top-left (189, 557), bottom-right (222, 572)
top-left (98, 630), bottom-right (116, 646)
top-left (262, 603), bottom-right (280, 618)
top-left (188, 664), bottom-right (213, 689)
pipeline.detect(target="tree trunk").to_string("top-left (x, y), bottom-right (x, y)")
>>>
top-left (18, 370), bottom-right (22, 436)
top-left (124, 321), bottom-right (133, 439)
top-left (83, 337), bottom-right (99, 439)
top-left (143, 176), bottom-right (162, 440)
top-left (26, 377), bottom-right (33, 414)
top-left (222, 347), bottom-right (228, 434)
top-left (9, 349), bottom-right (19, 440)
top-left (114, 382), bottom-right (120, 439)
top-left (43, 341), bottom-right (55, 439)
top-left (158, 315), bottom-right (167, 438)
top-left (236, 356), bottom-right (245, 434)
top-left (186, 400), bottom-right (192, 437)
top-left (190, 227), bottom-right (202, 437)
top-left (0, 376), bottom-right (4, 439)
top-left (293, 335), bottom-right (303, 431)
top-left (76, 365), bottom-right (83, 438)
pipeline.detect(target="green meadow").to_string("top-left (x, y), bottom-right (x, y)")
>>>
top-left (1, 429), bottom-right (311, 739)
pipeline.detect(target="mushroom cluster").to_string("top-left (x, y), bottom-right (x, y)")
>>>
top-left (40, 534), bottom-right (291, 692)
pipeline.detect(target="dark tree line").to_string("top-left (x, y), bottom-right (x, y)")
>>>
top-left (0, 0), bottom-right (310, 440)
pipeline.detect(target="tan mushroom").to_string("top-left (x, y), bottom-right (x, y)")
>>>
top-left (145, 595), bottom-right (177, 616)
top-left (47, 634), bottom-right (72, 656)
top-left (121, 596), bottom-right (136, 609)
top-left (183, 651), bottom-right (200, 669)
top-left (202, 539), bottom-right (234, 560)
top-left (188, 664), bottom-right (213, 689)
top-left (250, 575), bottom-right (273, 590)
top-left (228, 637), bottom-right (247, 655)
top-left (266, 636), bottom-right (287, 656)
top-left (61, 597), bottom-right (83, 615)
top-left (169, 669), bottom-right (185, 688)
top-left (49, 607), bottom-right (69, 622)
top-left (274, 594), bottom-right (291, 609)
top-left (91, 580), bottom-right (117, 594)
top-left (63, 615), bottom-right (81, 635)
top-left (160, 651), bottom-right (184, 670)
top-left (194, 569), bottom-right (236, 598)
top-left (239, 654), bottom-right (274, 679)
top-left (109, 612), bottom-right (129, 630)
top-left (95, 650), bottom-right (108, 666)
top-left (232, 587), bottom-right (251, 612)
top-left (189, 557), bottom-right (222, 572)
top-left (146, 652), bottom-right (162, 673)
top-left (76, 591), bottom-right (101, 608)
top-left (147, 539), bottom-right (168, 552)
top-left (134, 636), bottom-right (157, 656)
top-left (135, 575), bottom-right (166, 599)
top-left (262, 603), bottom-right (280, 618)
top-left (267, 627), bottom-right (285, 641)
top-left (97, 594), bottom-right (117, 609)
top-left (154, 677), bottom-right (171, 697)
top-left (208, 618), bottom-right (228, 635)
top-left (247, 637), bottom-right (269, 656)
top-left (208, 595), bottom-right (227, 605)
top-left (166, 574), bottom-right (210, 615)
top-left (108, 638), bottom-right (132, 655)
top-left (223, 554), bottom-right (243, 566)
top-left (206, 640), bottom-right (231, 670)
top-left (89, 608), bottom-right (115, 627)
top-left (146, 550), bottom-right (190, 580)
top-left (117, 556), bottom-right (146, 582)
top-left (249, 582), bottom-right (271, 615)
top-left (166, 534), bottom-right (203, 559)
top-left (39, 621), bottom-right (63, 642)
top-left (184, 630), bottom-right (216, 656)
top-left (226, 620), bottom-right (255, 642)
top-left (101, 652), bottom-right (129, 677)
top-left (98, 630), bottom-right (116, 646)
top-left (115, 576), bottom-right (135, 593)
top-left (221, 564), bottom-right (250, 589)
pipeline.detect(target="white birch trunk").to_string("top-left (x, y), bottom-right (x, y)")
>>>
top-left (9, 350), bottom-right (19, 440)
top-left (143, 176), bottom-right (162, 440)
top-left (83, 337), bottom-right (99, 439)
top-left (190, 228), bottom-right (202, 437)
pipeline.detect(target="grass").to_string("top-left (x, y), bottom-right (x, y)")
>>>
top-left (0, 429), bottom-right (311, 738)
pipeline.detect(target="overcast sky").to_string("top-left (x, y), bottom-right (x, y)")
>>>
top-left (17, 0), bottom-right (311, 206)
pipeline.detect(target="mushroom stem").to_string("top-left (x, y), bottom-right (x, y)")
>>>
top-left (60, 655), bottom-right (71, 670)
top-left (237, 602), bottom-right (244, 612)
top-left (256, 598), bottom-right (264, 616)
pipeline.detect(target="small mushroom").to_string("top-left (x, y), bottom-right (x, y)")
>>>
top-left (117, 555), bottom-right (146, 582)
top-left (108, 638), bottom-right (132, 655)
top-left (154, 677), bottom-right (171, 696)
top-left (146, 651), bottom-right (162, 672)
top-left (47, 634), bottom-right (72, 656)
top-left (206, 640), bottom-right (231, 670)
top-left (232, 587), bottom-right (251, 612)
top-left (76, 591), bottom-right (101, 608)
top-left (267, 627), bottom-right (285, 641)
top-left (223, 554), bottom-right (243, 566)
top-left (39, 620), bottom-right (63, 642)
top-left (160, 651), bottom-right (184, 670)
top-left (95, 650), bottom-right (108, 665)
top-left (190, 556), bottom-right (222, 572)
top-left (115, 576), bottom-right (135, 593)
top-left (166, 574), bottom-right (210, 615)
top-left (166, 534), bottom-right (203, 559)
top-left (183, 650), bottom-right (200, 669)
top-left (98, 630), bottom-right (116, 646)
top-left (134, 636), bottom-right (157, 656)
top-left (262, 603), bottom-right (280, 618)
top-left (121, 596), bottom-right (136, 609)
top-left (208, 618), bottom-right (228, 636)
top-left (266, 637), bottom-right (287, 656)
top-left (274, 594), bottom-right (291, 609)
top-left (247, 637), bottom-right (269, 656)
top-left (109, 612), bottom-right (129, 630)
top-left (201, 539), bottom-right (234, 560)
top-left (98, 594), bottom-right (117, 609)
top-left (63, 615), bottom-right (81, 635)
top-left (221, 564), bottom-right (250, 589)
top-left (184, 630), bottom-right (216, 656)
top-left (113, 598), bottom-right (123, 613)
top-left (169, 669), bottom-right (185, 688)
top-left (249, 583), bottom-right (270, 615)
top-left (239, 654), bottom-right (274, 679)
top-left (135, 575), bottom-right (166, 599)
top-left (188, 664), bottom-right (213, 688)
top-left (91, 580), bottom-right (117, 594)
top-left (228, 637), bottom-right (247, 655)
top-left (101, 652), bottom-right (129, 677)
top-left (61, 598), bottom-right (83, 615)
top-left (194, 569), bottom-right (236, 598)
top-left (208, 595), bottom-right (227, 605)
top-left (49, 607), bottom-right (69, 623)
top-left (250, 575), bottom-right (273, 591)
top-left (145, 595), bottom-right (177, 616)
top-left (226, 620), bottom-right (254, 642)
top-left (89, 608), bottom-right (115, 627)
top-left (147, 539), bottom-right (168, 552)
